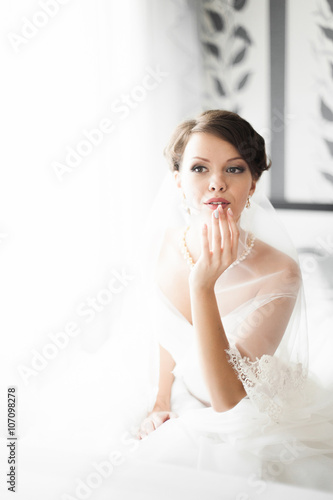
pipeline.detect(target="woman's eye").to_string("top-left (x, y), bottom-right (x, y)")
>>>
top-left (227, 166), bottom-right (245, 174)
top-left (191, 165), bottom-right (207, 173)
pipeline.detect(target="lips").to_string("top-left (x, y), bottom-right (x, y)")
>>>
top-left (204, 198), bottom-right (230, 211)
top-left (205, 197), bottom-right (230, 204)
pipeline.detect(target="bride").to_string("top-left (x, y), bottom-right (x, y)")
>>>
top-left (111, 110), bottom-right (333, 498)
top-left (138, 109), bottom-right (302, 432)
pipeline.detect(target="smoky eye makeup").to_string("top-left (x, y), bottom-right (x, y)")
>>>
top-left (190, 165), bottom-right (207, 173)
top-left (226, 165), bottom-right (246, 173)
top-left (187, 156), bottom-right (249, 174)
top-left (190, 164), bottom-right (247, 174)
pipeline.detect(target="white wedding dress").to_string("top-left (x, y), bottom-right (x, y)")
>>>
top-left (94, 172), bottom-right (333, 500)
top-left (99, 274), bottom-right (333, 500)
top-left (11, 268), bottom-right (333, 500)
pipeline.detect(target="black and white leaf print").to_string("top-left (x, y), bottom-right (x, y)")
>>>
top-left (320, 25), bottom-right (333, 43)
top-left (233, 0), bottom-right (247, 10)
top-left (320, 98), bottom-right (333, 121)
top-left (231, 46), bottom-right (247, 65)
top-left (214, 77), bottom-right (226, 96)
top-left (324, 138), bottom-right (333, 156)
top-left (233, 26), bottom-right (252, 45)
top-left (203, 42), bottom-right (220, 58)
top-left (236, 72), bottom-right (251, 90)
top-left (326, 0), bottom-right (333, 15)
top-left (206, 9), bottom-right (224, 32)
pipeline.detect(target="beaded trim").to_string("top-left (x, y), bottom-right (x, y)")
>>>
top-left (180, 226), bottom-right (255, 271)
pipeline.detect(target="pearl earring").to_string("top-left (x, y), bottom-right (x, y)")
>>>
top-left (246, 197), bottom-right (251, 209)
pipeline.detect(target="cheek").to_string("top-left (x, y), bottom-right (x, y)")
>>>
top-left (233, 182), bottom-right (252, 210)
top-left (239, 191), bottom-right (249, 205)
top-left (182, 179), bottom-right (202, 202)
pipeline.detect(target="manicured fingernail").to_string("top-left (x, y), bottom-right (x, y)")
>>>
top-left (214, 208), bottom-right (219, 218)
top-left (228, 207), bottom-right (233, 216)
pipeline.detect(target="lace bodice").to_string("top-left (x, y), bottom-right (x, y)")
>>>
top-left (150, 283), bottom-right (307, 422)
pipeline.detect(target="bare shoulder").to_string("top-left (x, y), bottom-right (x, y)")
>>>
top-left (155, 225), bottom-right (193, 323)
top-left (252, 238), bottom-right (301, 287)
top-left (155, 225), bottom-right (188, 279)
top-left (159, 226), bottom-right (183, 257)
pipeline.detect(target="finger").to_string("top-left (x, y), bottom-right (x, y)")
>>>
top-left (212, 207), bottom-right (222, 255)
top-left (227, 208), bottom-right (239, 259)
top-left (157, 411), bottom-right (178, 423)
top-left (200, 223), bottom-right (210, 259)
top-left (160, 411), bottom-right (175, 423)
top-left (219, 204), bottom-right (232, 255)
top-left (168, 411), bottom-right (178, 419)
top-left (158, 412), bottom-right (171, 424)
top-left (137, 430), bottom-right (145, 440)
top-left (140, 418), bottom-right (155, 437)
top-left (151, 413), bottom-right (164, 427)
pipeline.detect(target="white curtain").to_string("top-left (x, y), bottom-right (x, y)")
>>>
top-left (0, 1), bottom-right (203, 497)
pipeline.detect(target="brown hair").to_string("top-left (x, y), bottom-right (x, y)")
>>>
top-left (164, 109), bottom-right (271, 180)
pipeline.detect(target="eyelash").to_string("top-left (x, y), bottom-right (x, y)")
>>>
top-left (191, 166), bottom-right (206, 173)
top-left (227, 166), bottom-right (245, 174)
top-left (191, 166), bottom-right (245, 174)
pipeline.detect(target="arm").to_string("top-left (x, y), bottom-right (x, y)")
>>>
top-left (190, 279), bottom-right (299, 412)
top-left (188, 205), bottom-right (301, 413)
top-left (137, 344), bottom-right (178, 439)
top-left (188, 205), bottom-right (248, 412)
top-left (190, 285), bottom-right (246, 412)
top-left (152, 344), bottom-right (176, 411)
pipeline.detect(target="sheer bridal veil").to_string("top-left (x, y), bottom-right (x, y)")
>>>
top-left (113, 147), bottom-right (333, 494)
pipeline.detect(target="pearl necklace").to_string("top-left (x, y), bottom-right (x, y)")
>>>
top-left (180, 226), bottom-right (255, 271)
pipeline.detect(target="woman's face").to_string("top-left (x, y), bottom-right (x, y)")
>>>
top-left (174, 132), bottom-right (256, 223)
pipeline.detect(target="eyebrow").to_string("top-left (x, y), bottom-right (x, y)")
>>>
top-left (192, 156), bottom-right (245, 162)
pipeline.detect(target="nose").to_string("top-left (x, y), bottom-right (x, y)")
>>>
top-left (209, 174), bottom-right (226, 192)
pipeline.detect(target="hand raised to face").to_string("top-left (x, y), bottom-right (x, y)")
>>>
top-left (188, 205), bottom-right (239, 291)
